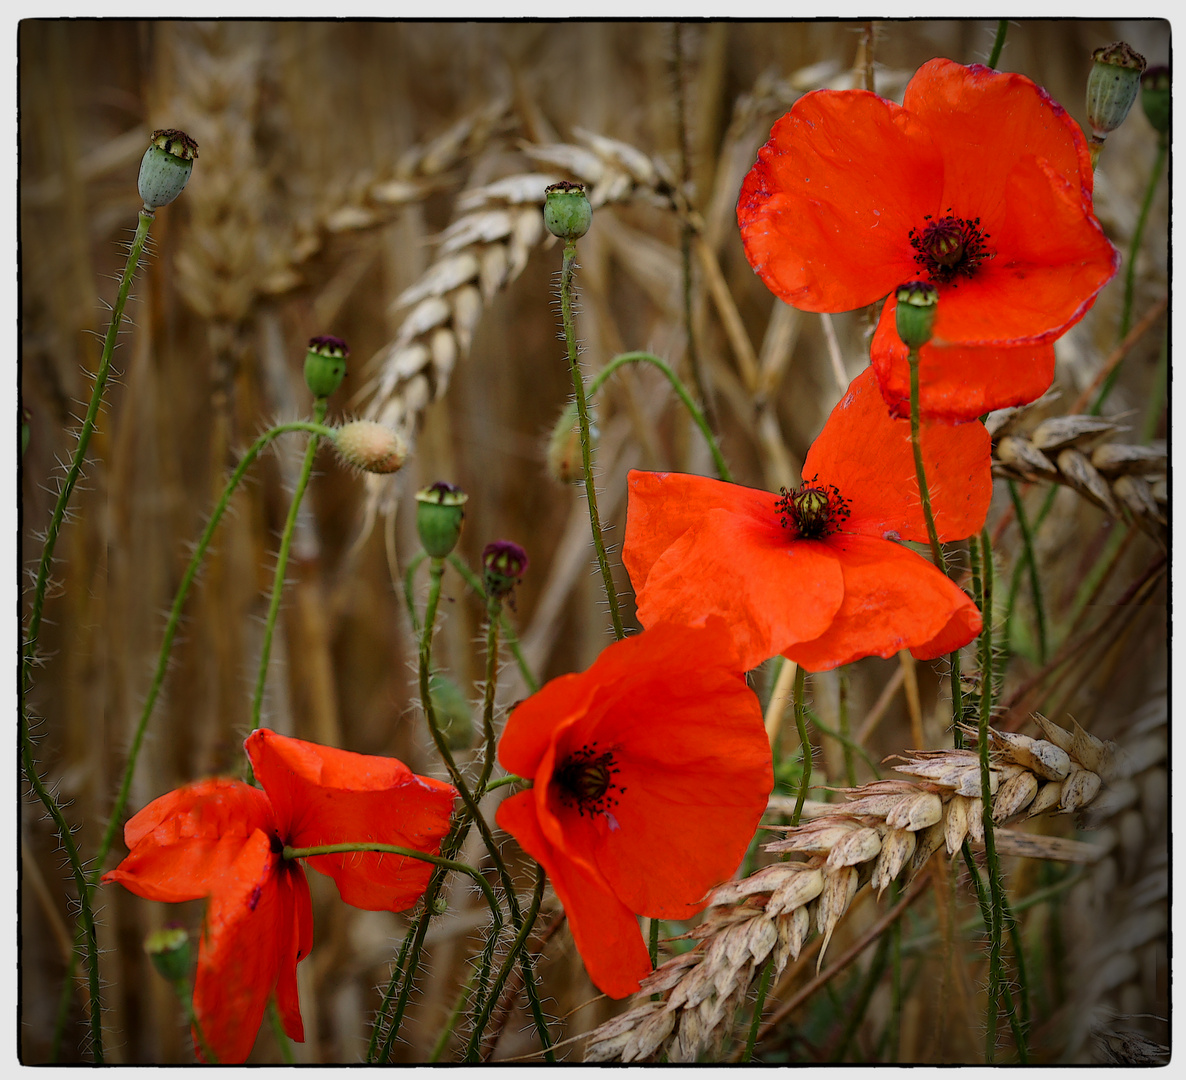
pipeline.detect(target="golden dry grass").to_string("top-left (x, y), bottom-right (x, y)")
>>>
top-left (19, 18), bottom-right (1168, 1064)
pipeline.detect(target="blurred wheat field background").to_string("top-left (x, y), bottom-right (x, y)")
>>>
top-left (18, 18), bottom-right (1168, 1064)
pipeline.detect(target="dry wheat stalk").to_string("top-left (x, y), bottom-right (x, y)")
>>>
top-left (355, 127), bottom-right (683, 520)
top-left (584, 715), bottom-right (1127, 1063)
top-left (988, 403), bottom-right (1166, 539)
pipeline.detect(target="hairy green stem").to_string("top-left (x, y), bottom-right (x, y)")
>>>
top-left (477, 596), bottom-right (502, 796)
top-left (987, 19), bottom-right (1008, 68)
top-left (24, 208), bottom-right (153, 1064)
top-left (1006, 480), bottom-right (1048, 665)
top-left (559, 240), bottom-right (624, 640)
top-left (791, 666), bottom-right (811, 826)
top-left (588, 351), bottom-right (732, 482)
top-left (906, 348), bottom-right (946, 571)
top-left (250, 401), bottom-right (329, 732)
top-left (465, 863), bottom-right (551, 1062)
top-left (742, 956), bottom-right (775, 1063)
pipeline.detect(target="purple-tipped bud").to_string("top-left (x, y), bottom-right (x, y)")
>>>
top-left (483, 540), bottom-right (528, 601)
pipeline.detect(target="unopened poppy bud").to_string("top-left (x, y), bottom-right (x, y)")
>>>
top-left (894, 281), bottom-right (939, 349)
top-left (429, 672), bottom-right (474, 750)
top-left (333, 420), bottom-right (408, 474)
top-left (415, 482), bottom-right (468, 558)
top-left (144, 926), bottom-right (191, 983)
top-left (138, 128), bottom-right (198, 210)
top-left (546, 401), bottom-right (586, 484)
top-left (304, 335), bottom-right (349, 400)
top-left (1141, 65), bottom-right (1170, 136)
top-left (1086, 42), bottom-right (1147, 140)
top-left (543, 181), bottom-right (592, 240)
top-left (483, 540), bottom-right (528, 600)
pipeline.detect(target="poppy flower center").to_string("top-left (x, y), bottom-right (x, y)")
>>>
top-left (909, 210), bottom-right (992, 286)
top-left (776, 476), bottom-right (851, 540)
top-left (555, 742), bottom-right (625, 818)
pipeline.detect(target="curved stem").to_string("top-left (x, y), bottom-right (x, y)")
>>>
top-left (1092, 137), bottom-right (1168, 415)
top-left (251, 401), bottom-right (329, 733)
top-left (559, 240), bottom-right (624, 640)
top-left (587, 351), bottom-right (732, 482)
top-left (906, 348), bottom-right (946, 572)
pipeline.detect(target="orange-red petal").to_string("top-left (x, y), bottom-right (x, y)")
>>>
top-left (870, 297), bottom-right (1058, 422)
top-left (496, 790), bottom-right (651, 999)
top-left (102, 779), bottom-right (275, 903)
top-left (191, 831), bottom-right (305, 1063)
top-left (803, 366), bottom-right (992, 542)
top-left (246, 729), bottom-right (456, 914)
top-left (782, 534), bottom-right (982, 672)
top-left (625, 472), bottom-right (845, 671)
top-left (738, 88), bottom-right (940, 312)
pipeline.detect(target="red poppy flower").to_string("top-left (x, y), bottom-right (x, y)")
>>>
top-left (103, 729), bottom-right (456, 1063)
top-left (496, 621), bottom-right (773, 999)
top-left (738, 58), bottom-right (1118, 420)
top-left (623, 367), bottom-right (989, 672)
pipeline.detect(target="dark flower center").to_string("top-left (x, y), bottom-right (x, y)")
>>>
top-left (555, 742), bottom-right (625, 818)
top-left (776, 476), bottom-right (851, 540)
top-left (909, 210), bottom-right (992, 286)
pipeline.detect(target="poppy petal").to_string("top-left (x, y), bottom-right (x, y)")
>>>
top-left (783, 534), bottom-right (982, 671)
top-left (627, 475), bottom-right (845, 671)
top-left (191, 830), bottom-right (291, 1063)
top-left (272, 863), bottom-right (313, 1046)
top-left (102, 779), bottom-right (275, 903)
top-left (903, 58), bottom-right (1095, 219)
top-left (738, 88), bottom-right (941, 311)
top-left (870, 297), bottom-right (1057, 422)
top-left (247, 730), bottom-right (456, 914)
top-left (497, 790), bottom-right (651, 999)
top-left (804, 366), bottom-right (992, 542)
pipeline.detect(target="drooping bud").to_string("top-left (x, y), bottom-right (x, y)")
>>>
top-left (138, 129), bottom-right (198, 211)
top-left (415, 482), bottom-right (468, 558)
top-left (482, 540), bottom-right (528, 601)
top-left (1141, 65), bottom-right (1170, 136)
top-left (894, 281), bottom-right (939, 350)
top-left (429, 672), bottom-right (474, 750)
top-left (545, 401), bottom-right (587, 484)
top-left (304, 335), bottom-right (349, 400)
top-left (1086, 42), bottom-right (1147, 141)
top-left (333, 420), bottom-right (408, 474)
top-left (543, 181), bottom-right (593, 241)
top-left (144, 926), bottom-right (191, 983)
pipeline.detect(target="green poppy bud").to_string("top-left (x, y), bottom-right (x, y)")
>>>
top-left (429, 672), bottom-right (474, 750)
top-left (304, 335), bottom-right (349, 400)
top-left (543, 181), bottom-right (592, 240)
top-left (1141, 65), bottom-right (1170, 136)
top-left (483, 540), bottom-right (528, 602)
top-left (333, 420), bottom-right (407, 474)
top-left (1086, 42), bottom-right (1147, 140)
top-left (894, 281), bottom-right (939, 349)
top-left (144, 926), bottom-right (191, 983)
top-left (415, 482), bottom-right (468, 558)
top-left (138, 129), bottom-right (198, 211)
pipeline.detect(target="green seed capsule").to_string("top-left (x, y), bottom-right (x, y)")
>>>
top-left (1086, 42), bottom-right (1146, 139)
top-left (1141, 65), bottom-right (1170, 136)
top-left (304, 335), bottom-right (349, 400)
top-left (138, 128), bottom-right (198, 210)
top-left (144, 926), bottom-right (191, 983)
top-left (894, 281), bottom-right (939, 350)
top-left (543, 181), bottom-right (592, 240)
top-left (415, 483), bottom-right (469, 559)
